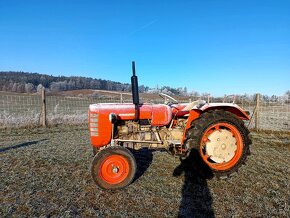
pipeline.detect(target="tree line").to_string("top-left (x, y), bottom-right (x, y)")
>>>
top-left (0, 71), bottom-right (189, 96)
top-left (1, 72), bottom-right (289, 102)
top-left (0, 71), bottom-right (142, 93)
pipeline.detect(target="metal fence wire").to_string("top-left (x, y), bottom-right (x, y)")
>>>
top-left (0, 92), bottom-right (289, 131)
top-left (244, 96), bottom-right (290, 131)
top-left (0, 94), bottom-right (42, 128)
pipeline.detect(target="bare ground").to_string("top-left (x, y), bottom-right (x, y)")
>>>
top-left (0, 126), bottom-right (289, 217)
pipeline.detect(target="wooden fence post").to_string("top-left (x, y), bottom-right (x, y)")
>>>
top-left (241, 97), bottom-right (244, 108)
top-left (42, 88), bottom-right (47, 127)
top-left (120, 93), bottom-right (123, 103)
top-left (223, 95), bottom-right (226, 103)
top-left (255, 93), bottom-right (260, 131)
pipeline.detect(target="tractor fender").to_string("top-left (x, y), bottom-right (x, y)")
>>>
top-left (185, 103), bottom-right (249, 131)
top-left (182, 103), bottom-right (250, 144)
top-left (200, 103), bottom-right (250, 120)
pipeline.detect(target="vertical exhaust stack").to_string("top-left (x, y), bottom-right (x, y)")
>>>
top-left (131, 61), bottom-right (140, 121)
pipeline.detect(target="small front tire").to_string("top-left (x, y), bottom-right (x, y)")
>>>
top-left (91, 146), bottom-right (137, 190)
top-left (92, 147), bottom-right (99, 156)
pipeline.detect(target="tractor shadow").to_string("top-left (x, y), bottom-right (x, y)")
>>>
top-left (0, 139), bottom-right (47, 153)
top-left (131, 148), bottom-right (154, 182)
top-left (173, 149), bottom-right (215, 218)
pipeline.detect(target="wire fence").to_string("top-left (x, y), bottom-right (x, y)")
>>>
top-left (0, 93), bottom-right (113, 128)
top-left (0, 91), bottom-right (289, 131)
top-left (243, 95), bottom-right (290, 131)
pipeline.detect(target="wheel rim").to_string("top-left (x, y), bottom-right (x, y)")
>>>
top-left (99, 155), bottom-right (130, 184)
top-left (200, 122), bottom-right (243, 171)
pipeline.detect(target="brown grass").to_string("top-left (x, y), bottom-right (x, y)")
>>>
top-left (0, 126), bottom-right (289, 217)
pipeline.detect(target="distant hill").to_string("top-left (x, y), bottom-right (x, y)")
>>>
top-left (1, 71), bottom-right (287, 103)
top-left (0, 71), bottom-right (189, 96)
top-left (0, 71), bottom-right (149, 94)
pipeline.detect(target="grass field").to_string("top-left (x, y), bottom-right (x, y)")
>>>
top-left (1, 126), bottom-right (289, 217)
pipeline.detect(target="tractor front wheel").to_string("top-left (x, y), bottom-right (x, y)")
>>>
top-left (91, 146), bottom-right (136, 189)
top-left (186, 110), bottom-right (251, 179)
top-left (92, 147), bottom-right (99, 156)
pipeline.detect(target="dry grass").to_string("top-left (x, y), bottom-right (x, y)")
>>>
top-left (0, 126), bottom-right (289, 217)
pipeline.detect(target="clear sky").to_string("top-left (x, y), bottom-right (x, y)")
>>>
top-left (0, 0), bottom-right (289, 96)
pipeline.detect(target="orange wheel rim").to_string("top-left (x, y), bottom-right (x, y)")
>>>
top-left (99, 155), bottom-right (129, 184)
top-left (200, 122), bottom-right (243, 171)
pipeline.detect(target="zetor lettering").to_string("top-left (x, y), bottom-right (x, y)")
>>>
top-left (89, 62), bottom-right (251, 190)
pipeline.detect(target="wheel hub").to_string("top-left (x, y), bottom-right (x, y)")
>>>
top-left (99, 154), bottom-right (129, 184)
top-left (205, 129), bottom-right (237, 163)
top-left (112, 165), bottom-right (119, 174)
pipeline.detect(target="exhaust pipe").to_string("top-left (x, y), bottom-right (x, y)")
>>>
top-left (131, 61), bottom-right (139, 121)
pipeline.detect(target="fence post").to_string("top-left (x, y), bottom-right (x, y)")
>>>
top-left (255, 93), bottom-right (260, 131)
top-left (42, 88), bottom-right (47, 127)
top-left (120, 93), bottom-right (123, 103)
top-left (241, 97), bottom-right (244, 108)
top-left (223, 95), bottom-right (226, 103)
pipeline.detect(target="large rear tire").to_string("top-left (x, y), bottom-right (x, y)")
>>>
top-left (91, 146), bottom-right (137, 189)
top-left (186, 110), bottom-right (251, 179)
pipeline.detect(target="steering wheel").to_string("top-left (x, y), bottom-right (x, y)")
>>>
top-left (159, 93), bottom-right (178, 104)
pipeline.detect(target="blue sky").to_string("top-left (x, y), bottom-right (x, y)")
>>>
top-left (0, 0), bottom-right (289, 96)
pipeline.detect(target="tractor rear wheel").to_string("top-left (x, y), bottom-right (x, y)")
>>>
top-left (186, 110), bottom-right (251, 179)
top-left (91, 146), bottom-right (136, 189)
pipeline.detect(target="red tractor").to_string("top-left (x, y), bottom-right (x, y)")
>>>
top-left (89, 62), bottom-right (251, 189)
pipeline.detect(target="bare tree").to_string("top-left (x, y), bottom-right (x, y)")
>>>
top-left (12, 83), bottom-right (17, 92)
top-left (25, 83), bottom-right (35, 93)
top-left (37, 84), bottom-right (44, 93)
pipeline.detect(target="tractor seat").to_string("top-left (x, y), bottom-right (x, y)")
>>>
top-left (181, 100), bottom-right (207, 111)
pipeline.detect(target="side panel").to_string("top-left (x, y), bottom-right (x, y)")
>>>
top-left (89, 109), bottom-right (112, 148)
top-left (182, 110), bottom-right (201, 143)
top-left (185, 110), bottom-right (201, 130)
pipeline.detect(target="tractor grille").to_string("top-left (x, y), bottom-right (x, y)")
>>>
top-left (90, 113), bottom-right (99, 136)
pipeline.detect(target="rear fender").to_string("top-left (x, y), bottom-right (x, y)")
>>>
top-left (201, 103), bottom-right (250, 121)
top-left (182, 103), bottom-right (249, 144)
top-left (184, 104), bottom-right (249, 131)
